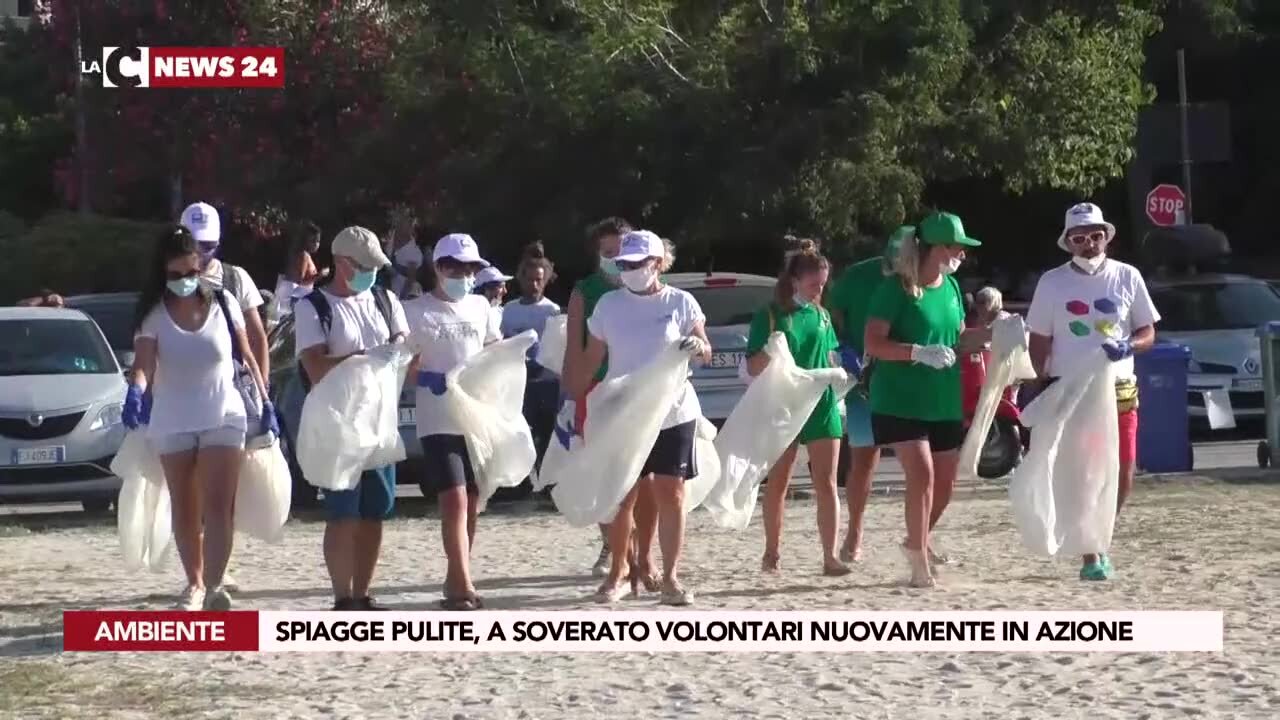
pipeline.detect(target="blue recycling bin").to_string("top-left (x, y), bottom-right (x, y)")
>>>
top-left (1135, 343), bottom-right (1192, 473)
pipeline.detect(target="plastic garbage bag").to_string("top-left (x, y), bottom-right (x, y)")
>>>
top-left (442, 331), bottom-right (539, 511)
top-left (535, 314), bottom-right (568, 376)
top-left (111, 431), bottom-right (172, 572)
top-left (1009, 348), bottom-right (1119, 557)
top-left (549, 342), bottom-right (692, 527)
top-left (958, 314), bottom-right (1037, 481)
top-left (704, 332), bottom-right (854, 530)
top-left (297, 344), bottom-right (414, 491)
top-left (683, 417), bottom-right (721, 513)
top-left (235, 440), bottom-right (291, 543)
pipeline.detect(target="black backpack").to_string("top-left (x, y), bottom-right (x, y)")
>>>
top-left (297, 285), bottom-right (395, 392)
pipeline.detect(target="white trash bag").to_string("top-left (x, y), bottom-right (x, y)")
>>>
top-left (683, 417), bottom-right (721, 513)
top-left (535, 314), bottom-right (568, 376)
top-left (704, 332), bottom-right (853, 530)
top-left (443, 331), bottom-right (539, 511)
top-left (1009, 348), bottom-right (1119, 557)
top-left (550, 342), bottom-right (692, 527)
top-left (297, 344), bottom-right (414, 491)
top-left (111, 431), bottom-right (173, 572)
top-left (958, 314), bottom-right (1038, 481)
top-left (234, 440), bottom-right (292, 543)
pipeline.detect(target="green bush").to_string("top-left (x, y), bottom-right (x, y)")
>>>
top-left (0, 213), bottom-right (168, 303)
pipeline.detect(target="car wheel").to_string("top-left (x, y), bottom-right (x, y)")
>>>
top-left (977, 418), bottom-right (1022, 480)
top-left (82, 497), bottom-right (113, 514)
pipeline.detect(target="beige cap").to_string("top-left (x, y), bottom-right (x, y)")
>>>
top-left (332, 226), bottom-right (391, 269)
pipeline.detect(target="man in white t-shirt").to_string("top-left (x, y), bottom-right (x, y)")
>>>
top-left (294, 225), bottom-right (409, 611)
top-left (384, 216), bottom-right (423, 299)
top-left (180, 202), bottom-right (270, 378)
top-left (1026, 203), bottom-right (1160, 582)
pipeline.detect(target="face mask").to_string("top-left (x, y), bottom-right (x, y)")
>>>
top-left (349, 269), bottom-right (377, 293)
top-left (442, 276), bottom-right (474, 301)
top-left (167, 277), bottom-right (200, 297)
top-left (1072, 254), bottom-right (1106, 274)
top-left (940, 257), bottom-right (962, 275)
top-left (600, 256), bottom-right (620, 277)
top-left (621, 266), bottom-right (657, 293)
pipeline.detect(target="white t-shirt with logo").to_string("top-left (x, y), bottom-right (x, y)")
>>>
top-left (136, 290), bottom-right (247, 436)
top-left (501, 297), bottom-right (561, 339)
top-left (1026, 259), bottom-right (1160, 380)
top-left (587, 285), bottom-right (705, 429)
top-left (392, 242), bottom-right (424, 298)
top-left (202, 259), bottom-right (264, 313)
top-left (404, 293), bottom-right (501, 437)
top-left (293, 289), bottom-right (409, 359)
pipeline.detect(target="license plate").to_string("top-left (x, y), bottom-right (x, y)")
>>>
top-left (398, 408), bottom-right (416, 425)
top-left (1234, 379), bottom-right (1263, 392)
top-left (10, 446), bottom-right (65, 466)
top-left (709, 351), bottom-right (745, 370)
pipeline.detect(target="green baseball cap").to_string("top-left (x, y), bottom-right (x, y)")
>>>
top-left (918, 212), bottom-right (981, 247)
top-left (886, 225), bottom-right (915, 255)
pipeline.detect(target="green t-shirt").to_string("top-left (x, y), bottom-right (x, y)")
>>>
top-left (866, 276), bottom-right (964, 421)
top-left (826, 256), bottom-right (887, 354)
top-left (746, 302), bottom-right (838, 370)
top-left (575, 272), bottom-right (616, 382)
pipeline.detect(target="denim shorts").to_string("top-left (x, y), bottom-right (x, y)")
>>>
top-left (153, 425), bottom-right (246, 455)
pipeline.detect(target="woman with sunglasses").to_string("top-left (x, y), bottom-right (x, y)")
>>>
top-left (125, 226), bottom-right (272, 610)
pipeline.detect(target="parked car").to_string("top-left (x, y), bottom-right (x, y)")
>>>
top-left (266, 312), bottom-right (421, 505)
top-left (1148, 273), bottom-right (1280, 424)
top-left (0, 307), bottom-right (127, 512)
top-left (65, 292), bottom-right (138, 371)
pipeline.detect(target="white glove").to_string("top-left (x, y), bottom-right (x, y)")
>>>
top-left (679, 336), bottom-right (710, 358)
top-left (910, 344), bottom-right (956, 369)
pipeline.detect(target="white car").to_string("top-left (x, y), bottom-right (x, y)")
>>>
top-left (0, 307), bottom-right (127, 511)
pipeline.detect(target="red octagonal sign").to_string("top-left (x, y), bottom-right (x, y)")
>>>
top-left (1146, 184), bottom-right (1186, 227)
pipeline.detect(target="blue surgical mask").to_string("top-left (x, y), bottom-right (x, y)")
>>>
top-left (167, 277), bottom-right (200, 297)
top-left (443, 276), bottom-right (474, 301)
top-left (350, 269), bottom-right (377, 293)
top-left (600, 256), bottom-right (620, 277)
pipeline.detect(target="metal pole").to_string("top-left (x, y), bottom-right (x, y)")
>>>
top-left (73, 5), bottom-right (90, 215)
top-left (1177, 48), bottom-right (1193, 224)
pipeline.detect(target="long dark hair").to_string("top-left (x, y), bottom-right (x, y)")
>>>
top-left (133, 225), bottom-right (208, 333)
top-left (585, 217), bottom-right (632, 267)
top-left (290, 220), bottom-right (321, 255)
top-left (774, 236), bottom-right (830, 312)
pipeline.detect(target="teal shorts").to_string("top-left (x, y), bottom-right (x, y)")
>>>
top-left (324, 465), bottom-right (396, 521)
top-left (845, 394), bottom-right (876, 449)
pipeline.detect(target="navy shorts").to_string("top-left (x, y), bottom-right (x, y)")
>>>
top-left (870, 413), bottom-right (964, 453)
top-left (641, 420), bottom-right (698, 479)
top-left (324, 465), bottom-right (396, 521)
top-left (420, 434), bottom-right (478, 496)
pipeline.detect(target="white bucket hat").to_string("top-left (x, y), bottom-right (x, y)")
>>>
top-left (1057, 203), bottom-right (1116, 252)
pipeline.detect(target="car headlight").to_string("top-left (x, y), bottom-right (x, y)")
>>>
top-left (88, 402), bottom-right (124, 432)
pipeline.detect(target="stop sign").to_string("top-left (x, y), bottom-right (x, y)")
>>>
top-left (1146, 184), bottom-right (1186, 227)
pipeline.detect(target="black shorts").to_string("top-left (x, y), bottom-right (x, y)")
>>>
top-left (870, 413), bottom-right (964, 453)
top-left (419, 434), bottom-right (478, 496)
top-left (641, 420), bottom-right (698, 479)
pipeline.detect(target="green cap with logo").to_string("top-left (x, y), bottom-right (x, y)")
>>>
top-left (886, 225), bottom-right (915, 256)
top-left (918, 212), bottom-right (981, 247)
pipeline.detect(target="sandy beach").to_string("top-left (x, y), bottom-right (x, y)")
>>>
top-left (1, 476), bottom-right (1277, 719)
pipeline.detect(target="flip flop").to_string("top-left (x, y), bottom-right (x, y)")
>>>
top-left (439, 596), bottom-right (480, 611)
top-left (660, 586), bottom-right (694, 607)
top-left (1079, 562), bottom-right (1109, 581)
top-left (593, 582), bottom-right (629, 604)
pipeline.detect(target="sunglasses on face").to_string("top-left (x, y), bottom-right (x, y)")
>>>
top-left (166, 269), bottom-right (199, 281)
top-left (1067, 230), bottom-right (1107, 245)
top-left (615, 259), bottom-right (650, 271)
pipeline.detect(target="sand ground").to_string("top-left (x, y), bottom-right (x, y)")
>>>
top-left (1, 476), bottom-right (1277, 719)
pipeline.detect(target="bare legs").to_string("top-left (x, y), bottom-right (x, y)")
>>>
top-left (893, 439), bottom-right (936, 587)
top-left (161, 445), bottom-right (241, 602)
top-left (841, 446), bottom-right (880, 561)
top-left (762, 439), bottom-right (848, 575)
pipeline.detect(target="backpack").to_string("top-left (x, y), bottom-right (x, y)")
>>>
top-left (221, 261), bottom-right (243, 302)
top-left (297, 285), bottom-right (395, 392)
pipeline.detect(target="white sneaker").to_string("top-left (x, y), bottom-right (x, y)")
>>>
top-left (204, 585), bottom-right (233, 611)
top-left (174, 585), bottom-right (206, 611)
top-left (221, 572), bottom-right (240, 593)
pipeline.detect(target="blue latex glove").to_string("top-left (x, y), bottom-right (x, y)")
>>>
top-left (261, 400), bottom-right (281, 438)
top-left (836, 345), bottom-right (863, 378)
top-left (1101, 339), bottom-right (1134, 362)
top-left (552, 393), bottom-right (577, 448)
top-left (123, 385), bottom-right (145, 430)
top-left (417, 370), bottom-right (448, 396)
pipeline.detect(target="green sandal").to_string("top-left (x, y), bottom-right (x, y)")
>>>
top-left (1079, 561), bottom-right (1109, 581)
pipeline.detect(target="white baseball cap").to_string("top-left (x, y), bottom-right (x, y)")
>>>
top-left (180, 202), bottom-right (221, 243)
top-left (615, 230), bottom-right (664, 262)
top-left (475, 266), bottom-right (513, 286)
top-left (432, 233), bottom-right (490, 267)
top-left (332, 226), bottom-right (391, 270)
top-left (1057, 203), bottom-right (1116, 252)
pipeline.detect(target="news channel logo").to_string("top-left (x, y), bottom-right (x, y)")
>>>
top-left (80, 46), bottom-right (150, 88)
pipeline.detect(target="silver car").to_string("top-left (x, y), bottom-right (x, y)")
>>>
top-left (1148, 273), bottom-right (1280, 423)
top-left (0, 307), bottom-right (127, 512)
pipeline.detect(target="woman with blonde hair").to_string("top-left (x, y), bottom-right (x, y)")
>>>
top-left (863, 212), bottom-right (987, 587)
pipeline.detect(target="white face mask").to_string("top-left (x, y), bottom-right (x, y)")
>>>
top-left (1072, 254), bottom-right (1106, 274)
top-left (620, 266), bottom-right (657, 293)
top-left (940, 257), bottom-right (962, 275)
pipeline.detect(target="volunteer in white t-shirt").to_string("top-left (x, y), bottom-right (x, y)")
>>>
top-left (502, 242), bottom-right (563, 478)
top-left (403, 233), bottom-right (502, 611)
top-left (125, 226), bottom-right (273, 611)
top-left (474, 265), bottom-right (512, 330)
top-left (295, 226), bottom-right (409, 611)
top-left (580, 230), bottom-right (711, 606)
top-left (385, 215), bottom-right (424, 298)
top-left (180, 202), bottom-right (270, 379)
top-left (1026, 203), bottom-right (1160, 582)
